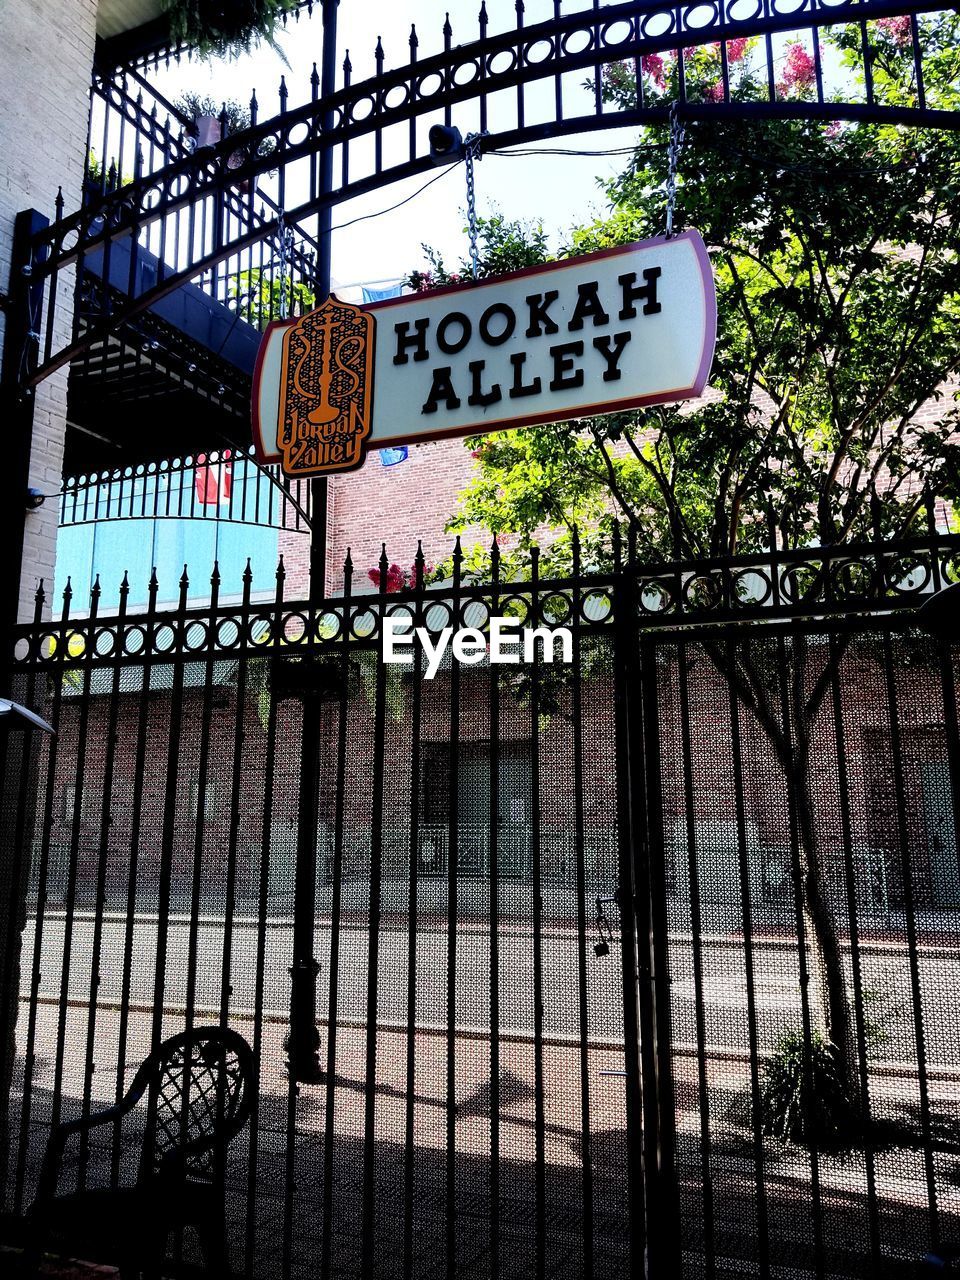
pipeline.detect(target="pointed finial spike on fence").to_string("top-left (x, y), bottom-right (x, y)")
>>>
top-left (211, 560), bottom-right (221, 586)
top-left (55, 187), bottom-right (64, 219)
top-left (343, 49), bottom-right (352, 77)
top-left (765, 503), bottom-right (778, 552)
top-left (870, 489), bottom-right (883, 537)
top-left (149, 566), bottom-right (159, 591)
top-left (243, 558), bottom-right (253, 584)
top-left (923, 482), bottom-right (937, 534)
top-left (479, 1), bottom-right (488, 29)
top-left (180, 564), bottom-right (189, 587)
top-left (444, 12), bottom-right (452, 42)
top-left (410, 23), bottom-right (418, 49)
top-left (310, 61), bottom-right (319, 90)
top-left (120, 569), bottom-right (129, 592)
top-left (627, 522), bottom-right (639, 566)
top-left (375, 35), bottom-right (384, 69)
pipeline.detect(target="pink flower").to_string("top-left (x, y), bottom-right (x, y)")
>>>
top-left (824, 119), bottom-right (842, 138)
top-left (640, 53), bottom-right (665, 89)
top-left (876, 14), bottom-right (911, 45)
top-left (726, 36), bottom-right (748, 63)
top-left (781, 42), bottom-right (817, 91)
top-left (706, 79), bottom-right (725, 103)
top-left (602, 60), bottom-right (632, 89)
top-left (368, 563), bottom-right (407, 592)
top-left (684, 37), bottom-right (748, 64)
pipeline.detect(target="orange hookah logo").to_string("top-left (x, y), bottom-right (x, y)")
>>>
top-left (277, 296), bottom-right (375, 476)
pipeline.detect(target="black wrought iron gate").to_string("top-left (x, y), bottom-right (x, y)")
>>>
top-left (2, 532), bottom-right (959, 1279)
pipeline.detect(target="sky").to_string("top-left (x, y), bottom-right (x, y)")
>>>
top-left (150, 0), bottom-right (641, 290)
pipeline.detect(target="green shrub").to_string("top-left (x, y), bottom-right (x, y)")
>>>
top-left (758, 1031), bottom-right (859, 1146)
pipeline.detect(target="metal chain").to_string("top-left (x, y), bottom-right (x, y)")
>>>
top-left (464, 132), bottom-right (484, 280)
top-left (276, 210), bottom-right (290, 319)
top-left (665, 102), bottom-right (685, 239)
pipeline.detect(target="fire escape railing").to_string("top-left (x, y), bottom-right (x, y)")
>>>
top-left (85, 67), bottom-right (322, 324)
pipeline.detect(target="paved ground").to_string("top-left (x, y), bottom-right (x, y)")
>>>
top-left (8, 910), bottom-right (960, 1279)
top-left (17, 910), bottom-right (960, 1068)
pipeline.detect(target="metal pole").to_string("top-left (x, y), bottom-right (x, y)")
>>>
top-left (0, 209), bottom-right (47, 691)
top-left (0, 210), bottom-right (48, 1186)
top-left (287, 687), bottom-right (324, 1082)
top-left (308, 0), bottom-right (339, 610)
top-left (287, 0), bottom-right (339, 1086)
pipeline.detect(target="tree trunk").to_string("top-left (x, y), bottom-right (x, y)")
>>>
top-left (790, 756), bottom-right (861, 1109)
top-left (702, 635), bottom-right (861, 1110)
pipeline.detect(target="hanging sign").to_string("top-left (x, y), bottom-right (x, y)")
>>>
top-left (252, 230), bottom-right (716, 477)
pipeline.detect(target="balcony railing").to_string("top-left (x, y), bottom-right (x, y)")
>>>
top-left (84, 67), bottom-right (320, 330)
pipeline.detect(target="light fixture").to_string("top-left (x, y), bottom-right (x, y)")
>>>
top-left (0, 698), bottom-right (55, 735)
top-left (428, 123), bottom-right (464, 165)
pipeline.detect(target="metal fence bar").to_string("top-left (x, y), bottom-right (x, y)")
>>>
top-left (444, 540), bottom-right (462, 1280)
top-left (110, 568), bottom-right (159, 1192)
top-left (530, 546), bottom-right (547, 1277)
top-left (361, 557), bottom-right (390, 1280)
top-left (401, 552), bottom-right (424, 1280)
top-left (723, 635), bottom-right (772, 1280)
top-left (827, 631), bottom-right (884, 1275)
top-left (879, 630), bottom-right (941, 1247)
top-left (319, 557), bottom-right (353, 1280)
top-left (2, 536), bottom-right (959, 1279)
top-left (675, 641), bottom-right (716, 1277)
top-left (570, 532), bottom-right (594, 1280)
top-left (775, 632), bottom-right (827, 1279)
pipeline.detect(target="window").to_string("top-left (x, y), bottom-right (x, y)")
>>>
top-left (419, 742), bottom-right (531, 877)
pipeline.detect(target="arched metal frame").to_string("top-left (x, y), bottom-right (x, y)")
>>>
top-left (19, 0), bottom-right (960, 388)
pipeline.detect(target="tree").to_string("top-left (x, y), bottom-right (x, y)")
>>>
top-left (229, 268), bottom-right (315, 329)
top-left (415, 21), bottom-right (960, 1132)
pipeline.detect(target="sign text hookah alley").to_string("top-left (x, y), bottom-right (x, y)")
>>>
top-left (252, 229), bottom-right (717, 479)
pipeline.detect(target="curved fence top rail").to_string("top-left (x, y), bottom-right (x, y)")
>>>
top-left (59, 448), bottom-right (314, 534)
top-left (20, 0), bottom-right (959, 387)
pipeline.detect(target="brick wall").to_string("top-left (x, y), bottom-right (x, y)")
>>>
top-left (281, 437), bottom-right (482, 597)
top-left (0, 0), bottom-right (98, 620)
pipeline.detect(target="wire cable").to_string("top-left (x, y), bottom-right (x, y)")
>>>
top-left (489, 143), bottom-right (666, 158)
top-left (329, 163), bottom-right (458, 234)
